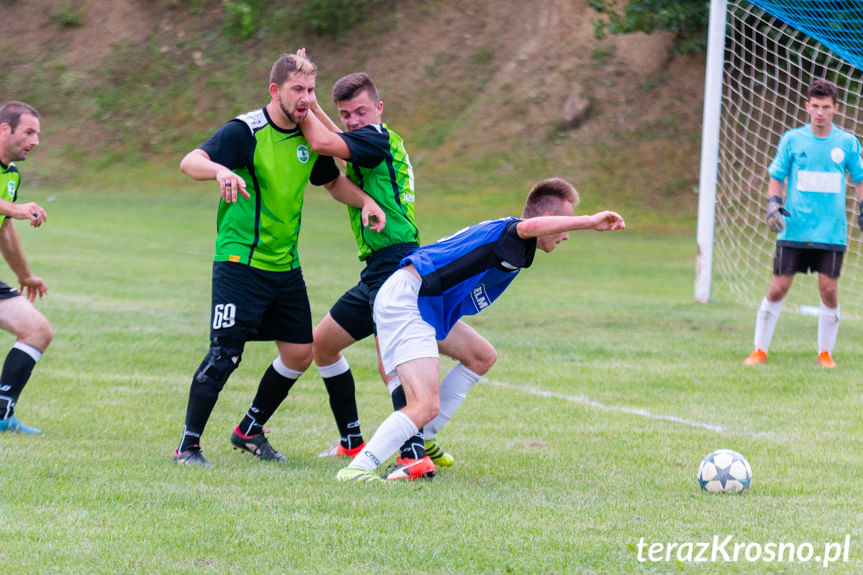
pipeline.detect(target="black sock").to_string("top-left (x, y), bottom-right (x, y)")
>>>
top-left (237, 365), bottom-right (297, 435)
top-left (0, 347), bottom-right (38, 419)
top-left (322, 368), bottom-right (363, 449)
top-left (179, 384), bottom-right (219, 452)
top-left (391, 382), bottom-right (426, 459)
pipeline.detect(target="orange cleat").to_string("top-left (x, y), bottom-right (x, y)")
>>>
top-left (817, 351), bottom-right (836, 368)
top-left (318, 440), bottom-right (366, 458)
top-left (742, 348), bottom-right (767, 365)
top-left (385, 456), bottom-right (436, 480)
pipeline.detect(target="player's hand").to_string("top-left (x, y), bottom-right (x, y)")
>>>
top-left (766, 196), bottom-right (789, 233)
top-left (857, 203), bottom-right (863, 232)
top-left (18, 275), bottom-right (47, 302)
top-left (591, 210), bottom-right (626, 231)
top-left (361, 198), bottom-right (386, 232)
top-left (216, 170), bottom-right (249, 203)
top-left (10, 202), bottom-right (47, 227)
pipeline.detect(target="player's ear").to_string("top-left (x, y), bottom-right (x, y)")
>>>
top-left (268, 82), bottom-right (280, 99)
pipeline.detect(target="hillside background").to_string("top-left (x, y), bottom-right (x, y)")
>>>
top-left (0, 0), bottom-right (705, 226)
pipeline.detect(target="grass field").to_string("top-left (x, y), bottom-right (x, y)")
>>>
top-left (1, 167), bottom-right (861, 574)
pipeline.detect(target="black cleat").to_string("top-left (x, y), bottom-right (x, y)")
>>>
top-left (173, 446), bottom-right (212, 467)
top-left (230, 428), bottom-right (287, 461)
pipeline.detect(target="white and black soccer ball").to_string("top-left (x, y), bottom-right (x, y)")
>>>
top-left (697, 449), bottom-right (752, 493)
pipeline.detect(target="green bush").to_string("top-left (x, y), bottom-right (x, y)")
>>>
top-left (589, 0), bottom-right (709, 54)
top-left (298, 0), bottom-right (391, 37)
top-left (223, 0), bottom-right (262, 39)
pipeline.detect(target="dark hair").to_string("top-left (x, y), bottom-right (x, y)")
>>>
top-left (269, 53), bottom-right (317, 87)
top-left (523, 178), bottom-right (579, 217)
top-left (332, 72), bottom-right (380, 104)
top-left (0, 101), bottom-right (40, 132)
top-left (808, 79), bottom-right (838, 104)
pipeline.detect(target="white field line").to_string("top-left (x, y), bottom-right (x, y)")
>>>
top-left (483, 379), bottom-right (729, 433)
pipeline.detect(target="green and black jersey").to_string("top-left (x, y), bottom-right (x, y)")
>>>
top-left (200, 107), bottom-right (340, 272)
top-left (339, 123), bottom-right (419, 261)
top-left (0, 161), bottom-right (21, 219)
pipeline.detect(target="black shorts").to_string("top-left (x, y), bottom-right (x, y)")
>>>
top-left (0, 281), bottom-right (20, 300)
top-left (773, 246), bottom-right (843, 278)
top-left (209, 261), bottom-right (313, 344)
top-left (329, 242), bottom-right (418, 341)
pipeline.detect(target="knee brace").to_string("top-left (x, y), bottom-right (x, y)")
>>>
top-left (194, 338), bottom-right (244, 392)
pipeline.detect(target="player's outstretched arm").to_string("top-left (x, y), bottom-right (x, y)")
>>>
top-left (588, 210), bottom-right (627, 231)
top-left (516, 211), bottom-right (625, 238)
top-left (180, 149), bottom-right (249, 203)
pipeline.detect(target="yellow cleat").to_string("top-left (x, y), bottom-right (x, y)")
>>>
top-left (336, 467), bottom-right (385, 483)
top-left (424, 438), bottom-right (454, 467)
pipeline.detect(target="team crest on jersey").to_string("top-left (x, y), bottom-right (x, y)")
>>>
top-left (297, 145), bottom-right (310, 164)
top-left (471, 284), bottom-right (491, 312)
top-left (7, 181), bottom-right (15, 199)
top-left (831, 147), bottom-right (845, 164)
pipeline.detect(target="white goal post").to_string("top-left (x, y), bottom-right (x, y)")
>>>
top-left (696, 0), bottom-right (863, 317)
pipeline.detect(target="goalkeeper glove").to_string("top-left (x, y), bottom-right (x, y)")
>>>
top-left (858, 203), bottom-right (863, 232)
top-left (766, 196), bottom-right (789, 233)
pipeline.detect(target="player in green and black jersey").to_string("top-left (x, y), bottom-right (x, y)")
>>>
top-left (301, 71), bottom-right (442, 478)
top-left (173, 54), bottom-right (385, 466)
top-left (0, 101), bottom-right (52, 436)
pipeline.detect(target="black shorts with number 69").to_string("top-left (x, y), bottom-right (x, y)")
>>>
top-left (209, 261), bottom-right (313, 344)
top-left (773, 245), bottom-right (843, 278)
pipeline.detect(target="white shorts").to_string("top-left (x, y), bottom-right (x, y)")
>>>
top-left (374, 268), bottom-right (439, 376)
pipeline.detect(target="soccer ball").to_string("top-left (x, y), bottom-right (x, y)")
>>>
top-left (697, 449), bottom-right (752, 493)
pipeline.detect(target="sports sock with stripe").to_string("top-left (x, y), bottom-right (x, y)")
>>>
top-left (237, 357), bottom-right (301, 436)
top-left (348, 410), bottom-right (418, 472)
top-left (318, 356), bottom-right (363, 449)
top-left (0, 342), bottom-right (41, 419)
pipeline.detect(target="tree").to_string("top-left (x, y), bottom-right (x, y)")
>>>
top-left (589, 0), bottom-right (710, 54)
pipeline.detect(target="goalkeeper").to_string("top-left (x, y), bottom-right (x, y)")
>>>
top-left (743, 79), bottom-right (863, 368)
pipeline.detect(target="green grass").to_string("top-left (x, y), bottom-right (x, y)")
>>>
top-left (0, 169), bottom-right (861, 574)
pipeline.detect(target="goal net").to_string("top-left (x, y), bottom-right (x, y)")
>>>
top-left (710, 0), bottom-right (863, 317)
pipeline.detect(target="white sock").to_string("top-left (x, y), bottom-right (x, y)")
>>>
top-left (818, 301), bottom-right (840, 353)
top-left (754, 297), bottom-right (783, 352)
top-left (12, 341), bottom-right (42, 362)
top-left (272, 356), bottom-right (304, 379)
top-left (423, 363), bottom-right (481, 439)
top-left (316, 355), bottom-right (350, 378)
top-left (386, 376), bottom-right (401, 395)
top-left (348, 410), bottom-right (417, 472)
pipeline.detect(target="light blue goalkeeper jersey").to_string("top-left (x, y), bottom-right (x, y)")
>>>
top-left (769, 124), bottom-right (863, 250)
